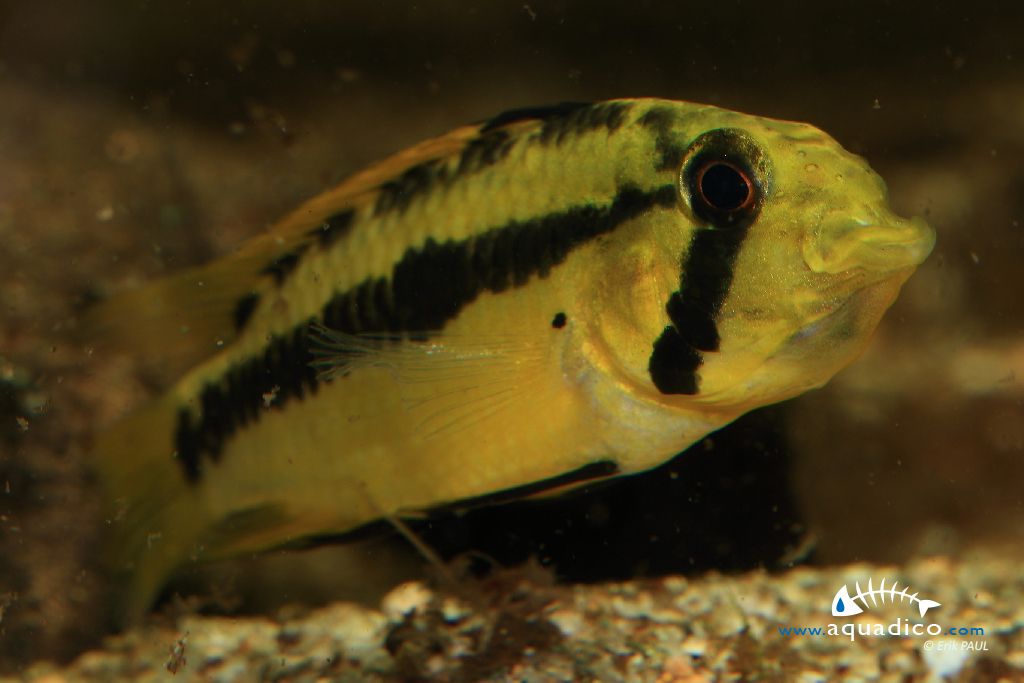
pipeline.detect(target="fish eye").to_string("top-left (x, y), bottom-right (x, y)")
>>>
top-left (680, 128), bottom-right (768, 228)
top-left (694, 160), bottom-right (754, 212)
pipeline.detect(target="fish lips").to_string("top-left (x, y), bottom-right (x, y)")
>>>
top-left (803, 215), bottom-right (935, 276)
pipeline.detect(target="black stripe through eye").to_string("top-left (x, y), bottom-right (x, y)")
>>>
top-left (681, 128), bottom-right (766, 229)
top-left (648, 128), bottom-right (771, 395)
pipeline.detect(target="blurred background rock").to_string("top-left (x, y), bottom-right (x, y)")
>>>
top-left (0, 0), bottom-right (1021, 672)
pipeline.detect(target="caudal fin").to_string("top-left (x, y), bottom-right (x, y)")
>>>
top-left (93, 394), bottom-right (210, 625)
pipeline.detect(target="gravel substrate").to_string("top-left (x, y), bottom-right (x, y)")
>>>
top-left (10, 554), bottom-right (1023, 682)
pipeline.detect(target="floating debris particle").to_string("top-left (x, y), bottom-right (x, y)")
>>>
top-left (165, 632), bottom-right (188, 674)
top-left (261, 385), bottom-right (281, 408)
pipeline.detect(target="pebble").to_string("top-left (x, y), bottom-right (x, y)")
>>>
top-left (380, 580), bottom-right (432, 621)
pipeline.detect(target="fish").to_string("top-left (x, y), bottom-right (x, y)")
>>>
top-left (87, 98), bottom-right (935, 621)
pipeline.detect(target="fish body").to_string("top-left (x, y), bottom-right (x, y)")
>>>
top-left (90, 99), bottom-right (934, 619)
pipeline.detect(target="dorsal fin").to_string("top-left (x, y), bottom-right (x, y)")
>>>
top-left (80, 239), bottom-right (293, 383)
top-left (267, 122), bottom-right (485, 239)
top-left (80, 114), bottom-right (553, 380)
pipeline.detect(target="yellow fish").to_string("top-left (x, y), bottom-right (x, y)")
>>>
top-left (88, 99), bottom-right (934, 620)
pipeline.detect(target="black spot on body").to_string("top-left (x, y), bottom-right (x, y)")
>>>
top-left (178, 183), bottom-right (677, 483)
top-left (551, 312), bottom-right (567, 329)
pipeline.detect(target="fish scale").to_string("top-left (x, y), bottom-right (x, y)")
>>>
top-left (87, 98), bottom-right (935, 621)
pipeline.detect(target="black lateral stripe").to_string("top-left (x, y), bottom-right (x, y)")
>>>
top-left (232, 292), bottom-right (260, 332)
top-left (374, 182), bottom-right (677, 332)
top-left (174, 324), bottom-right (319, 483)
top-left (330, 182), bottom-right (678, 335)
top-left (175, 183), bottom-right (677, 483)
top-left (648, 222), bottom-right (753, 395)
top-left (233, 210), bottom-right (356, 329)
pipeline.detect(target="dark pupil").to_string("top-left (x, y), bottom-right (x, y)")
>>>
top-left (700, 162), bottom-right (749, 211)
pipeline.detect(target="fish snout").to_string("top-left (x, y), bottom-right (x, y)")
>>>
top-left (803, 214), bottom-right (935, 275)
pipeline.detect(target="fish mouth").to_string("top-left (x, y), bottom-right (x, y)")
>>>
top-left (787, 291), bottom-right (861, 344)
top-left (688, 280), bottom-right (884, 406)
top-left (788, 308), bottom-right (839, 345)
top-left (788, 275), bottom-right (905, 348)
top-left (804, 215), bottom-right (935, 275)
top-left (698, 277), bottom-right (905, 408)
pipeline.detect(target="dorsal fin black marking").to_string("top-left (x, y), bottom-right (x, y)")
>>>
top-left (480, 102), bottom-right (592, 132)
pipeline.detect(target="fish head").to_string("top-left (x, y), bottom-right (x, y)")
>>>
top-left (589, 103), bottom-right (934, 414)
top-left (693, 113), bottom-right (935, 410)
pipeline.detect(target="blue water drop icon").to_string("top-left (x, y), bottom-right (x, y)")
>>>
top-left (836, 597), bottom-right (845, 613)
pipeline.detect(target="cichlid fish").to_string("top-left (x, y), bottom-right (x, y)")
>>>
top-left (89, 98), bottom-right (934, 620)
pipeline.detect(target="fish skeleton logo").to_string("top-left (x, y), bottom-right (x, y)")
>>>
top-left (831, 577), bottom-right (941, 618)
